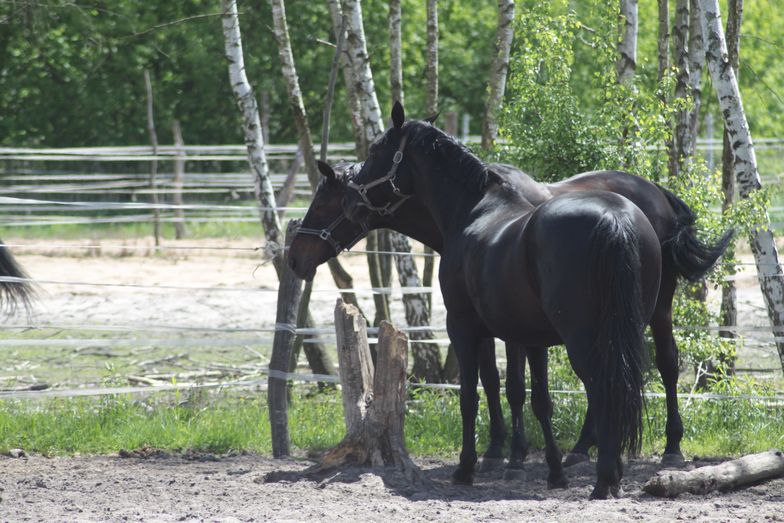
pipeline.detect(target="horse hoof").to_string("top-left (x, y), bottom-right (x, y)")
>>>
top-left (502, 466), bottom-right (526, 482)
top-left (479, 457), bottom-right (505, 473)
top-left (452, 468), bottom-right (474, 486)
top-left (611, 485), bottom-right (624, 498)
top-left (547, 475), bottom-right (569, 489)
top-left (563, 452), bottom-right (590, 468)
top-left (661, 453), bottom-right (685, 466)
top-left (589, 486), bottom-right (609, 500)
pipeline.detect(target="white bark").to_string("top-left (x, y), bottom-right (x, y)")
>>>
top-left (616, 0), bottom-right (638, 85)
top-left (341, 0), bottom-right (442, 379)
top-left (221, 0), bottom-right (283, 269)
top-left (389, 0), bottom-right (403, 104)
top-left (685, 0), bottom-right (704, 158)
top-left (327, 0), bottom-right (365, 157)
top-left (269, 0), bottom-right (320, 189)
top-left (656, 0), bottom-right (670, 82)
top-left (425, 0), bottom-right (438, 115)
top-left (670, 0), bottom-right (691, 178)
top-left (341, 0), bottom-right (384, 154)
top-left (481, 0), bottom-right (515, 150)
top-left (700, 0), bottom-right (784, 374)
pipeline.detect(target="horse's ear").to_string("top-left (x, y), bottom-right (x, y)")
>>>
top-left (424, 112), bottom-right (440, 125)
top-left (317, 160), bottom-right (337, 182)
top-left (391, 101), bottom-right (405, 130)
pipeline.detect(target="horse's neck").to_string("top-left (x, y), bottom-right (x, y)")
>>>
top-left (377, 204), bottom-right (444, 253)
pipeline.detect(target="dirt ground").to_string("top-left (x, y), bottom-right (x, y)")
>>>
top-left (2, 239), bottom-right (783, 522)
top-left (1, 451), bottom-right (783, 523)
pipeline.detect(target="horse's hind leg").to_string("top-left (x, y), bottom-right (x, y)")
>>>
top-left (503, 343), bottom-right (529, 479)
top-left (650, 271), bottom-right (684, 465)
top-left (526, 347), bottom-right (567, 488)
top-left (563, 408), bottom-right (595, 467)
top-left (478, 337), bottom-right (507, 472)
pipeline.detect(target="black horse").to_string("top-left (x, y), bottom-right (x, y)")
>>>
top-left (0, 240), bottom-right (35, 316)
top-left (290, 153), bottom-right (731, 481)
top-left (295, 103), bottom-right (666, 499)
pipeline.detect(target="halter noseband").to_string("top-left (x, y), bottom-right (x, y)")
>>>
top-left (296, 215), bottom-right (369, 256)
top-left (346, 134), bottom-right (411, 216)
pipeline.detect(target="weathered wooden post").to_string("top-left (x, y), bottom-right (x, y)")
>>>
top-left (317, 299), bottom-right (427, 486)
top-left (172, 120), bottom-right (187, 240)
top-left (269, 219), bottom-right (304, 458)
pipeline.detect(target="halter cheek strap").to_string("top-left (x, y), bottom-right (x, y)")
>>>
top-left (296, 215), bottom-right (369, 255)
top-left (347, 134), bottom-right (411, 216)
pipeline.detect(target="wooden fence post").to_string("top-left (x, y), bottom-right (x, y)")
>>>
top-left (269, 219), bottom-right (304, 458)
top-left (172, 120), bottom-right (187, 240)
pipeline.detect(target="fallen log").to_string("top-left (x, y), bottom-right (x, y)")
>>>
top-left (643, 449), bottom-right (784, 497)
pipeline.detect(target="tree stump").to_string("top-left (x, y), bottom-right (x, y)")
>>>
top-left (316, 299), bottom-right (428, 486)
top-left (643, 450), bottom-right (784, 497)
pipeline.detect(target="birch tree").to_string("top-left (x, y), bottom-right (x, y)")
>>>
top-left (719, 0), bottom-right (743, 347)
top-left (670, 0), bottom-right (691, 178)
top-left (699, 0), bottom-right (784, 374)
top-left (656, 0), bottom-right (670, 82)
top-left (685, 0), bottom-right (704, 157)
top-left (481, 0), bottom-right (515, 151)
top-left (389, 0), bottom-right (403, 104)
top-left (270, 0), bottom-right (362, 312)
top-left (343, 0), bottom-right (442, 382)
top-left (616, 0), bottom-right (638, 85)
top-left (221, 0), bottom-right (283, 272)
top-left (425, 0), bottom-right (438, 116)
top-left (221, 0), bottom-right (334, 378)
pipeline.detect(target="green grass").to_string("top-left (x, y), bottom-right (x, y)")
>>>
top-left (1, 387), bottom-right (782, 458)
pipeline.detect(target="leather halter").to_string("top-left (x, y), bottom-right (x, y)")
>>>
top-left (296, 215), bottom-right (369, 256)
top-left (346, 134), bottom-right (412, 216)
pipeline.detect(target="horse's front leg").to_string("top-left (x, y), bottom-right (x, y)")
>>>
top-left (448, 316), bottom-right (484, 486)
top-left (477, 337), bottom-right (507, 472)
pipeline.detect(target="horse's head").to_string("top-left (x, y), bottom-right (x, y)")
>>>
top-left (288, 161), bottom-right (369, 281)
top-left (343, 101), bottom-right (417, 223)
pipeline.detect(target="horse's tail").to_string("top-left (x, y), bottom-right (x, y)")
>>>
top-left (0, 240), bottom-right (35, 316)
top-left (657, 184), bottom-right (733, 282)
top-left (590, 212), bottom-right (646, 456)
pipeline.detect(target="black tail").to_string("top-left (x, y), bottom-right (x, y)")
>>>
top-left (0, 240), bottom-right (35, 316)
top-left (590, 213), bottom-right (646, 455)
top-left (657, 185), bottom-right (733, 282)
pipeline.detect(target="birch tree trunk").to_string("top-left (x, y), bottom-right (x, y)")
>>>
top-left (221, 0), bottom-right (283, 273)
top-left (699, 0), bottom-right (784, 375)
top-left (327, 0), bottom-right (366, 158)
top-left (686, 0), bottom-right (704, 156)
top-left (389, 0), bottom-right (403, 104)
top-left (269, 0), bottom-right (320, 190)
top-left (481, 0), bottom-right (515, 151)
top-left (616, 0), bottom-right (638, 85)
top-left (271, 0), bottom-right (362, 313)
top-left (339, 0), bottom-right (391, 327)
top-left (222, 0), bottom-right (335, 379)
top-left (719, 0), bottom-right (743, 355)
top-left (670, 0), bottom-right (691, 179)
top-left (657, 0), bottom-right (670, 82)
top-left (343, 0), bottom-right (442, 381)
top-left (425, 0), bottom-right (438, 116)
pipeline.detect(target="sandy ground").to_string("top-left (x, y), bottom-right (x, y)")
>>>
top-left (2, 239), bottom-right (783, 522)
top-left (1, 451), bottom-right (783, 523)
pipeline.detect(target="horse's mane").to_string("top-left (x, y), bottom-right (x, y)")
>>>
top-left (402, 120), bottom-right (493, 193)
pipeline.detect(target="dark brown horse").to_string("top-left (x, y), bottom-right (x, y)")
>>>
top-left (296, 102), bottom-right (668, 498)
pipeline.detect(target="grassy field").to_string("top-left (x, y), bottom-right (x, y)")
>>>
top-left (1, 386), bottom-right (782, 459)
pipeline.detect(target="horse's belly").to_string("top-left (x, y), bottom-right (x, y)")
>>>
top-left (474, 292), bottom-right (561, 347)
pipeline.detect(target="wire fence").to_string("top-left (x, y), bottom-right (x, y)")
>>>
top-left (1, 141), bottom-right (783, 402)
